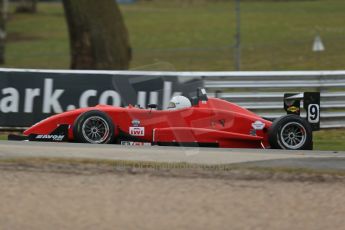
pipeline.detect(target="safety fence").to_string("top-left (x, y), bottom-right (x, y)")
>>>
top-left (200, 71), bottom-right (345, 129)
top-left (1, 69), bottom-right (344, 129)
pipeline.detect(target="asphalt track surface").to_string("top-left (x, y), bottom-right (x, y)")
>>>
top-left (1, 141), bottom-right (345, 170)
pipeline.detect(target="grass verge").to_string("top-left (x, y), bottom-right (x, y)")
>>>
top-left (313, 129), bottom-right (345, 151)
top-left (3, 1), bottom-right (345, 70)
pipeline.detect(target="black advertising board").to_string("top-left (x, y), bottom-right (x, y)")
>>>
top-left (0, 69), bottom-right (203, 127)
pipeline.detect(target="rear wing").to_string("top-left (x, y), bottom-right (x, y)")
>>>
top-left (284, 92), bottom-right (320, 131)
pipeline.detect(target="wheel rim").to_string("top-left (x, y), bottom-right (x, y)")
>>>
top-left (279, 122), bottom-right (307, 150)
top-left (81, 116), bottom-right (110, 144)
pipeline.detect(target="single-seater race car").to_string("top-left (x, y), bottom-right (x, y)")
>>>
top-left (9, 88), bottom-right (320, 150)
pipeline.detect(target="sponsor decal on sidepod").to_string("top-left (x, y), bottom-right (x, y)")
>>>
top-left (131, 119), bottom-right (141, 127)
top-left (129, 127), bottom-right (145, 136)
top-left (251, 121), bottom-right (265, 130)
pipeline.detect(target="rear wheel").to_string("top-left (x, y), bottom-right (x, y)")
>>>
top-left (73, 110), bottom-right (115, 144)
top-left (268, 115), bottom-right (312, 150)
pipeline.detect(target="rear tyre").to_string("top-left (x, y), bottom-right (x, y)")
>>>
top-left (73, 110), bottom-right (115, 144)
top-left (268, 115), bottom-right (312, 150)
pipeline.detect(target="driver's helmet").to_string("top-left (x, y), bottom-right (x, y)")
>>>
top-left (167, 96), bottom-right (191, 110)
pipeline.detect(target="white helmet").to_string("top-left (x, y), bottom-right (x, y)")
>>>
top-left (167, 96), bottom-right (191, 110)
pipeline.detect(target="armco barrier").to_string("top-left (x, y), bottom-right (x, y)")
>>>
top-left (202, 71), bottom-right (345, 129)
top-left (0, 68), bottom-right (344, 129)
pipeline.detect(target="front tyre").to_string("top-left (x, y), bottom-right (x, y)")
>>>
top-left (73, 110), bottom-right (115, 144)
top-left (268, 115), bottom-right (313, 150)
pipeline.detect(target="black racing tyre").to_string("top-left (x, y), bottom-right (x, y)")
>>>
top-left (73, 110), bottom-right (115, 144)
top-left (268, 115), bottom-right (313, 150)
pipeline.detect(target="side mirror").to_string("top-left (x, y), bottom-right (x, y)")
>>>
top-left (190, 96), bottom-right (199, 106)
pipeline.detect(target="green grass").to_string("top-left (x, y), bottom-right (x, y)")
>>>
top-left (2, 0), bottom-right (345, 70)
top-left (313, 129), bottom-right (345, 151)
top-left (5, 3), bottom-right (69, 69)
top-left (2, 129), bottom-right (345, 151)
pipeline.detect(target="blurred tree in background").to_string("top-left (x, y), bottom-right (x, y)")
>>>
top-left (15, 0), bottom-right (37, 13)
top-left (62, 0), bottom-right (131, 70)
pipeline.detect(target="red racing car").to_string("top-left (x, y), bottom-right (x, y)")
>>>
top-left (9, 89), bottom-right (320, 150)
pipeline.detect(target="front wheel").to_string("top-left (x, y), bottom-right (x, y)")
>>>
top-left (73, 110), bottom-right (115, 144)
top-left (268, 115), bottom-right (313, 150)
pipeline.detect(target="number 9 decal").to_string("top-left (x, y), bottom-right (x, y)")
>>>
top-left (308, 104), bottom-right (320, 123)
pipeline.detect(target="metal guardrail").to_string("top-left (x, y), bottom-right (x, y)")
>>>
top-left (202, 71), bottom-right (345, 129)
top-left (1, 69), bottom-right (344, 129)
